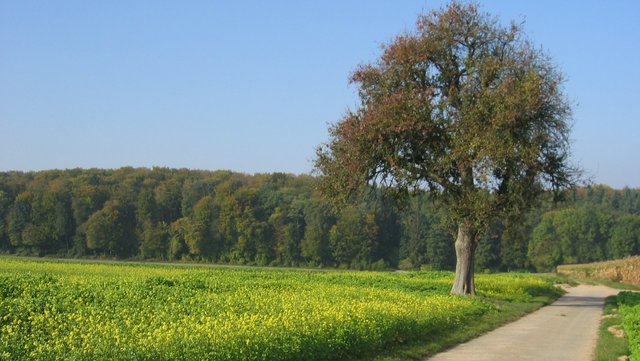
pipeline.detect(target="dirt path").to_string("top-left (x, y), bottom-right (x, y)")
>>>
top-left (426, 284), bottom-right (619, 361)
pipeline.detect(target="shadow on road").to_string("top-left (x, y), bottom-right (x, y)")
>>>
top-left (547, 294), bottom-right (608, 308)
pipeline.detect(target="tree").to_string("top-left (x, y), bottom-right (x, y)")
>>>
top-left (554, 207), bottom-right (605, 264)
top-left (475, 221), bottom-right (502, 272)
top-left (85, 201), bottom-right (122, 254)
top-left (528, 212), bottom-right (562, 271)
top-left (607, 214), bottom-right (640, 259)
top-left (399, 196), bottom-right (429, 269)
top-left (139, 219), bottom-right (169, 259)
top-left (300, 199), bottom-right (334, 266)
top-left (0, 190), bottom-right (10, 249)
top-left (498, 218), bottom-right (531, 271)
top-left (71, 176), bottom-right (107, 254)
top-left (168, 217), bottom-right (188, 260)
top-left (155, 178), bottom-right (183, 223)
top-left (43, 179), bottom-right (75, 253)
top-left (369, 195), bottom-right (401, 268)
top-left (7, 191), bottom-right (33, 248)
top-left (184, 196), bottom-right (218, 258)
top-left (85, 200), bottom-right (133, 256)
top-left (315, 2), bottom-right (575, 294)
top-left (269, 204), bottom-right (304, 266)
top-left (329, 205), bottom-right (378, 268)
top-left (424, 219), bottom-right (455, 270)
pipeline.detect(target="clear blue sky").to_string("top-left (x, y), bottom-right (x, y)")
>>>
top-left (1, 1), bottom-right (639, 188)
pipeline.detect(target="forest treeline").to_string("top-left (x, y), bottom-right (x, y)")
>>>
top-left (0, 168), bottom-right (639, 271)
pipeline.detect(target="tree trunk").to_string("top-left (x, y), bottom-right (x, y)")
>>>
top-left (451, 224), bottom-right (477, 295)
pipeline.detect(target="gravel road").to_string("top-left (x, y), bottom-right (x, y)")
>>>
top-left (426, 284), bottom-right (619, 361)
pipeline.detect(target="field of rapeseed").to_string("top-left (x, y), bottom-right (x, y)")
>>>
top-left (0, 257), bottom-right (558, 360)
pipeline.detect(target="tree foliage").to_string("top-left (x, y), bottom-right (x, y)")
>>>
top-left (317, 2), bottom-right (573, 229)
top-left (315, 2), bottom-right (576, 294)
top-left (0, 169), bottom-right (637, 271)
top-left (529, 206), bottom-right (640, 271)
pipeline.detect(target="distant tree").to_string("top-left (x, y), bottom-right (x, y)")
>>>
top-left (608, 214), bottom-right (640, 259)
top-left (399, 196), bottom-right (429, 269)
top-left (0, 190), bottom-right (11, 249)
top-left (316, 2), bottom-right (575, 294)
top-left (20, 224), bottom-right (49, 253)
top-left (301, 200), bottom-right (334, 266)
top-left (554, 207), bottom-right (604, 264)
top-left (424, 220), bottom-right (455, 270)
top-left (475, 221), bottom-right (502, 272)
top-left (7, 191), bottom-right (33, 248)
top-left (43, 179), bottom-right (75, 253)
top-left (168, 217), bottom-right (188, 260)
top-left (284, 199), bottom-right (308, 264)
top-left (499, 218), bottom-right (532, 271)
top-left (619, 187), bottom-right (640, 214)
top-left (13, 167), bottom-right (639, 270)
top-left (71, 180), bottom-right (106, 226)
top-left (155, 178), bottom-right (183, 223)
top-left (184, 196), bottom-right (218, 258)
top-left (269, 204), bottom-right (304, 266)
top-left (181, 179), bottom-right (214, 218)
top-left (85, 200), bottom-right (133, 256)
top-left (136, 188), bottom-right (158, 223)
top-left (238, 212), bottom-right (270, 266)
top-left (329, 205), bottom-right (378, 268)
top-left (528, 212), bottom-right (562, 271)
top-left (216, 195), bottom-right (240, 259)
top-left (370, 195), bottom-right (402, 267)
top-left (398, 194), bottom-right (455, 270)
top-left (139, 220), bottom-right (169, 259)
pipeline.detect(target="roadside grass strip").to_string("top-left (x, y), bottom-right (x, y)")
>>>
top-left (618, 292), bottom-right (640, 361)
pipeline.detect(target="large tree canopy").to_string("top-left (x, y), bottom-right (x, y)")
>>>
top-left (315, 2), bottom-right (576, 294)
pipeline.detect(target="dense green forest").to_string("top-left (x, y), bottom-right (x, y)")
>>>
top-left (0, 168), bottom-right (638, 271)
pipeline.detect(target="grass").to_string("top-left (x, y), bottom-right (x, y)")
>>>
top-left (593, 295), bottom-right (631, 361)
top-left (358, 273), bottom-right (565, 361)
top-left (580, 278), bottom-right (640, 291)
top-left (363, 299), bottom-right (554, 361)
top-left (619, 292), bottom-right (640, 361)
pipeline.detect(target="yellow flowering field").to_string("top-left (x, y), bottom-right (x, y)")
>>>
top-left (0, 258), bottom-right (558, 360)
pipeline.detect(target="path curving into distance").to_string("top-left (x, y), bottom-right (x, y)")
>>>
top-left (426, 284), bottom-right (619, 361)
